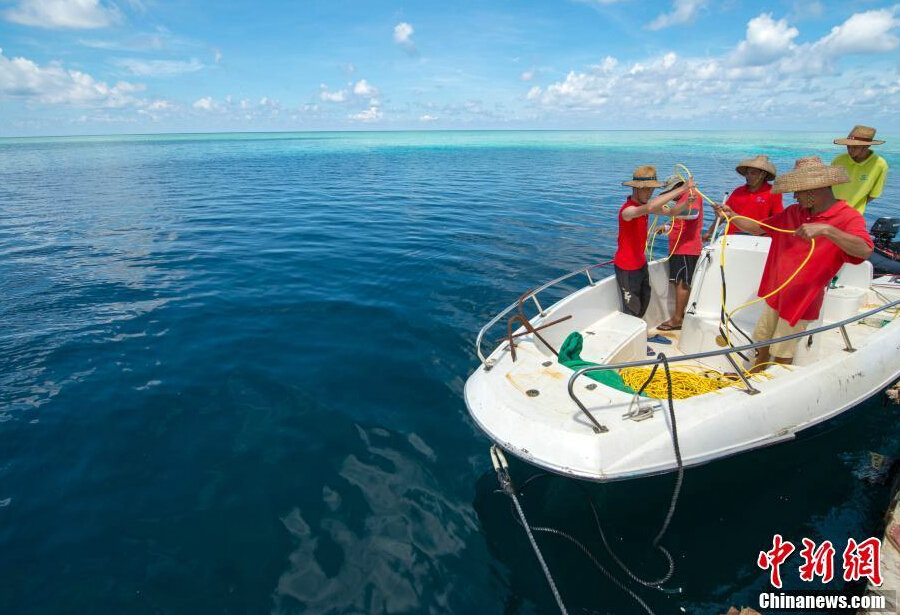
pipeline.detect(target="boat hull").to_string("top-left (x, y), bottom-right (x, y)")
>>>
top-left (465, 237), bottom-right (900, 482)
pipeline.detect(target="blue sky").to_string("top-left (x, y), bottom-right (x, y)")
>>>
top-left (1, 0), bottom-right (899, 136)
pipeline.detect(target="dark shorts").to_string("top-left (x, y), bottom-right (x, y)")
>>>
top-left (668, 254), bottom-right (699, 286)
top-left (615, 264), bottom-right (651, 318)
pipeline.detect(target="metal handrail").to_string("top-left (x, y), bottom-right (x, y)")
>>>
top-left (566, 297), bottom-right (900, 433)
top-left (474, 260), bottom-right (614, 364)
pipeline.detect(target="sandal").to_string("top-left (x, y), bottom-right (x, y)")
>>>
top-left (657, 322), bottom-right (682, 331)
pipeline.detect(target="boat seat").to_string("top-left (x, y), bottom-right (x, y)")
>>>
top-left (680, 306), bottom-right (825, 369)
top-left (579, 311), bottom-right (648, 365)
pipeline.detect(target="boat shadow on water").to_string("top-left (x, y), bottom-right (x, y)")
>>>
top-left (472, 393), bottom-right (900, 615)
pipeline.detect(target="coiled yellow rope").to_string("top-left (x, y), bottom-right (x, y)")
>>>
top-left (619, 364), bottom-right (784, 400)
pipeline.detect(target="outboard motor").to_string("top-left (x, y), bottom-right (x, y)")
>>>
top-left (871, 217), bottom-right (900, 248)
top-left (870, 217), bottom-right (900, 275)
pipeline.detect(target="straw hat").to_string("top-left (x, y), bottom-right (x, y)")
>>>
top-left (622, 165), bottom-right (665, 188)
top-left (834, 125), bottom-right (884, 146)
top-left (736, 155), bottom-right (776, 181)
top-left (772, 156), bottom-right (849, 194)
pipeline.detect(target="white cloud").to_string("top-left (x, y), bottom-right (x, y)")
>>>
top-left (729, 14), bottom-right (799, 67)
top-left (537, 70), bottom-right (611, 109)
top-left (353, 79), bottom-right (378, 96)
top-left (592, 56), bottom-right (618, 73)
top-left (724, 8), bottom-right (900, 75)
top-left (146, 100), bottom-right (173, 111)
top-left (4, 0), bottom-right (120, 29)
top-left (258, 96), bottom-right (280, 112)
top-left (647, 0), bottom-right (708, 31)
top-left (394, 21), bottom-right (417, 53)
top-left (420, 114), bottom-right (438, 122)
top-left (813, 8), bottom-right (900, 56)
top-left (394, 22), bottom-right (413, 44)
top-left (528, 7), bottom-right (900, 127)
top-left (0, 47), bottom-right (145, 107)
top-left (193, 96), bottom-right (215, 111)
top-left (116, 58), bottom-right (205, 77)
top-left (349, 106), bottom-right (383, 122)
top-left (320, 85), bottom-right (346, 102)
top-left (519, 69), bottom-right (535, 82)
top-left (214, 49), bottom-right (222, 63)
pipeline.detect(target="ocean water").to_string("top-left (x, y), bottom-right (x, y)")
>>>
top-left (1, 130), bottom-right (899, 615)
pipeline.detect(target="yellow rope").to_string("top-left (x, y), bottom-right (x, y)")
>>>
top-left (670, 162), bottom-right (817, 347)
top-left (620, 366), bottom-right (734, 399)
top-left (719, 215), bottom-right (816, 345)
top-left (619, 363), bottom-right (785, 400)
top-left (645, 164), bottom-right (693, 262)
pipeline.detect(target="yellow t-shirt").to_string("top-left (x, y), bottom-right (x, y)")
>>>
top-left (831, 152), bottom-right (889, 214)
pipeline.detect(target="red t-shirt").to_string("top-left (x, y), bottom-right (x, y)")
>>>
top-left (758, 201), bottom-right (873, 325)
top-left (726, 183), bottom-right (783, 235)
top-left (668, 191), bottom-right (704, 256)
top-left (614, 198), bottom-right (648, 270)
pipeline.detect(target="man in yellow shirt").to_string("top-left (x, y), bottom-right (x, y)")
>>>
top-left (831, 125), bottom-right (888, 214)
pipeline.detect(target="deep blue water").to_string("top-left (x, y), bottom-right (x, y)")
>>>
top-left (1, 131), bottom-right (899, 614)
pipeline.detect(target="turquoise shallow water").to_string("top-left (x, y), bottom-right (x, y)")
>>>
top-left (1, 131), bottom-right (898, 614)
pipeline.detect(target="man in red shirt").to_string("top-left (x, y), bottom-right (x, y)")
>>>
top-left (615, 165), bottom-right (694, 318)
top-left (706, 155), bottom-right (782, 240)
top-left (656, 176), bottom-right (703, 330)
top-left (718, 156), bottom-right (873, 371)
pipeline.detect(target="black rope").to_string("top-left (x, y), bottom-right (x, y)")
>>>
top-left (717, 255), bottom-right (753, 361)
top-left (499, 353), bottom-right (687, 614)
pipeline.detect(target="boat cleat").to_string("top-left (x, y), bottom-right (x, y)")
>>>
top-left (622, 395), bottom-right (663, 421)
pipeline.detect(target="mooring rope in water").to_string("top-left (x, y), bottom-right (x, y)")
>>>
top-left (491, 354), bottom-right (686, 615)
top-left (491, 445), bottom-right (569, 615)
top-left (625, 354), bottom-right (683, 574)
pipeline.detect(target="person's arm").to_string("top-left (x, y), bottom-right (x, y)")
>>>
top-left (868, 159), bottom-right (888, 201)
top-left (716, 202), bottom-right (765, 235)
top-left (664, 191), bottom-right (699, 218)
top-left (794, 224), bottom-right (874, 260)
top-left (675, 207), bottom-right (700, 221)
top-left (621, 180), bottom-right (694, 221)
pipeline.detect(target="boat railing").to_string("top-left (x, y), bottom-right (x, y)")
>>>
top-left (474, 260), bottom-right (614, 365)
top-left (565, 297), bottom-right (900, 434)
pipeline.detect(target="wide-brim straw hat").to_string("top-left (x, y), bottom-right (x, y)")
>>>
top-left (622, 165), bottom-right (665, 188)
top-left (772, 156), bottom-right (849, 194)
top-left (834, 124), bottom-right (884, 146)
top-left (736, 155), bottom-right (776, 181)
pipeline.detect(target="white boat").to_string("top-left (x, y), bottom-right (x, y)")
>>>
top-left (464, 234), bottom-right (900, 482)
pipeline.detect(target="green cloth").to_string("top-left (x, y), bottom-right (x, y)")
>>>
top-left (557, 331), bottom-right (638, 394)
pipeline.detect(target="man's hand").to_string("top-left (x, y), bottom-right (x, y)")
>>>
top-left (794, 223), bottom-right (832, 241)
top-left (715, 202), bottom-right (736, 219)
